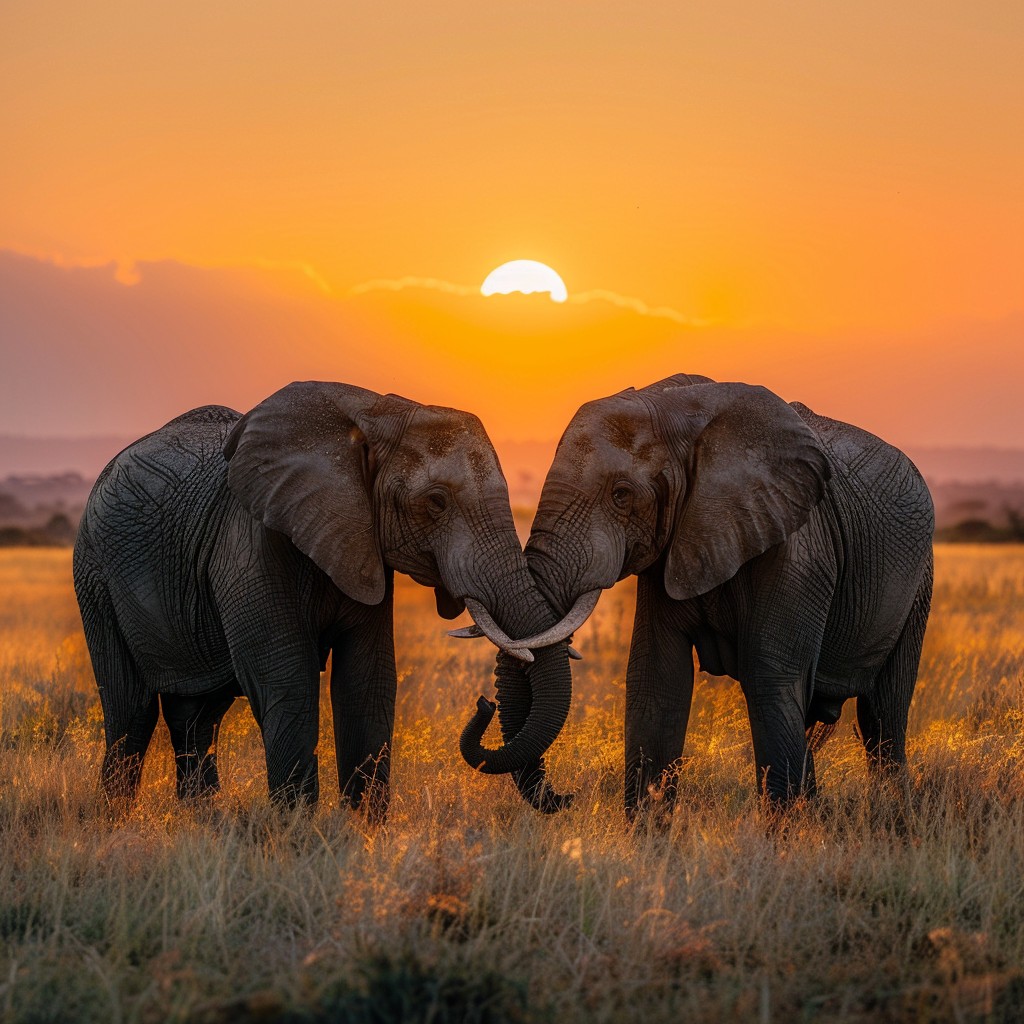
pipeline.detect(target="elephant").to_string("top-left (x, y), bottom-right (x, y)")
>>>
top-left (461, 373), bottom-right (934, 817)
top-left (73, 380), bottom-right (572, 817)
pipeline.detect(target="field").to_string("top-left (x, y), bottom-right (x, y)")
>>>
top-left (1, 548), bottom-right (1023, 1023)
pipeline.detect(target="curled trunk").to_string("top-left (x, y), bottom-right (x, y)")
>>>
top-left (459, 648), bottom-right (574, 812)
top-left (456, 560), bottom-right (575, 812)
top-left (467, 508), bottom-right (602, 812)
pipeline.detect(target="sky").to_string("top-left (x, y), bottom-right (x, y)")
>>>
top-left (1, 1), bottom-right (1022, 462)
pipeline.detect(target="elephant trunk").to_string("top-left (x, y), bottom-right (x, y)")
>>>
top-left (524, 485), bottom-right (615, 618)
top-left (456, 558), bottom-right (575, 812)
top-left (465, 505), bottom-right (608, 812)
top-left (459, 643), bottom-right (569, 775)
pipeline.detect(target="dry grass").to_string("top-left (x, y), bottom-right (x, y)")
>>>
top-left (1, 546), bottom-right (1023, 1022)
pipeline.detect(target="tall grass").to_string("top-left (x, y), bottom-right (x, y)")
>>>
top-left (1, 546), bottom-right (1023, 1022)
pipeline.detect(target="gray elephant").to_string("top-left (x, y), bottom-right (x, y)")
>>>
top-left (462, 373), bottom-right (934, 816)
top-left (73, 381), bottom-right (572, 816)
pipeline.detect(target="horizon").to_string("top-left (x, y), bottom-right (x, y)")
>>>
top-left (4, 429), bottom-right (1024, 501)
top-left (2, 249), bottom-right (1022, 453)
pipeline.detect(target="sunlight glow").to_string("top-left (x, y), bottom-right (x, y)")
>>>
top-left (481, 260), bottom-right (568, 303)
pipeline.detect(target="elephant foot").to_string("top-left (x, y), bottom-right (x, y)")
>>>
top-left (347, 781), bottom-right (390, 826)
top-left (100, 746), bottom-right (146, 815)
top-left (625, 760), bottom-right (679, 828)
top-left (341, 753), bottom-right (391, 825)
top-left (175, 753), bottom-right (221, 802)
top-left (269, 757), bottom-right (320, 810)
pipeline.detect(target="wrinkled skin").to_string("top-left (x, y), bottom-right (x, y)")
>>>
top-left (519, 373), bottom-right (934, 817)
top-left (74, 381), bottom-right (571, 817)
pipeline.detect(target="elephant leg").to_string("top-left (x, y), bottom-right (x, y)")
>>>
top-left (738, 544), bottom-right (832, 806)
top-left (856, 695), bottom-right (898, 775)
top-left (330, 587), bottom-right (396, 821)
top-left (860, 557), bottom-right (933, 776)
top-left (161, 684), bottom-right (238, 800)
top-left (77, 568), bottom-right (158, 806)
top-left (235, 644), bottom-right (322, 808)
top-left (624, 573), bottom-right (694, 821)
top-left (101, 692), bottom-right (160, 807)
top-left (742, 669), bottom-right (816, 804)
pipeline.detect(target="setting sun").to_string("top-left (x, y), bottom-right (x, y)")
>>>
top-left (481, 260), bottom-right (568, 303)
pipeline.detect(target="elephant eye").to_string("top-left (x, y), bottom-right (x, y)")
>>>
top-left (611, 484), bottom-right (633, 511)
top-left (425, 489), bottom-right (449, 518)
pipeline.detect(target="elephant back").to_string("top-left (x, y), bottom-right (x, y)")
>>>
top-left (74, 405), bottom-right (247, 689)
top-left (789, 401), bottom-right (932, 514)
top-left (79, 406), bottom-right (242, 555)
top-left (788, 400), bottom-right (934, 647)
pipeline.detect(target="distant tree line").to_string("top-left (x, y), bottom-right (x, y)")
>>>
top-left (0, 513), bottom-right (77, 547)
top-left (0, 476), bottom-right (86, 546)
top-left (934, 506), bottom-right (1024, 543)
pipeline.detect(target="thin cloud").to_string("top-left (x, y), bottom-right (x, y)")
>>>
top-left (4, 247), bottom-right (142, 285)
top-left (347, 275), bottom-right (706, 324)
top-left (566, 289), bottom-right (709, 327)
top-left (1, 247), bottom-right (337, 295)
top-left (348, 276), bottom-right (479, 298)
top-left (10, 251), bottom-right (704, 323)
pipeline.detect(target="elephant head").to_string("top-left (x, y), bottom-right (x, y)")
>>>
top-left (458, 374), bottom-right (830, 791)
top-left (223, 381), bottom-right (573, 802)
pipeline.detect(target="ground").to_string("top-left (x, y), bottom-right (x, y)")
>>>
top-left (1, 547), bottom-right (1023, 1023)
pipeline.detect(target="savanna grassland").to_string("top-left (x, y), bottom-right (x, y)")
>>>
top-left (1, 547), bottom-right (1024, 1023)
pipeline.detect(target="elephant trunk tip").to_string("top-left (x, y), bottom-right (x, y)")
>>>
top-left (459, 696), bottom-right (498, 773)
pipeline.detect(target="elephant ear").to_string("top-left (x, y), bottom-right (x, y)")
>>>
top-left (660, 382), bottom-right (831, 601)
top-left (223, 381), bottom-right (386, 605)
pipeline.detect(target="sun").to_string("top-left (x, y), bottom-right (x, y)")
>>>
top-left (481, 260), bottom-right (568, 303)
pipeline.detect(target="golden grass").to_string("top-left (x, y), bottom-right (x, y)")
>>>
top-left (1, 546), bottom-right (1023, 1022)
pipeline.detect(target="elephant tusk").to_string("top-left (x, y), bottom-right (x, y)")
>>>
top-left (505, 649), bottom-right (534, 663)
top-left (448, 613), bottom-right (587, 661)
top-left (460, 599), bottom-right (535, 663)
top-left (504, 590), bottom-right (602, 651)
top-left (447, 624), bottom-right (485, 639)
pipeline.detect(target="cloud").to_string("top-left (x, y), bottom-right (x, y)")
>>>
top-left (4, 247), bottom-right (143, 286)
top-left (346, 275), bottom-right (705, 325)
top-left (348, 276), bottom-right (479, 298)
top-left (23, 252), bottom-right (705, 320)
top-left (565, 289), bottom-right (708, 326)
top-left (5, 247), bottom-right (337, 295)
top-left (0, 249), bottom-right (389, 436)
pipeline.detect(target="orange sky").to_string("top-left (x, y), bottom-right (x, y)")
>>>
top-left (1, 1), bottom-right (1022, 452)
